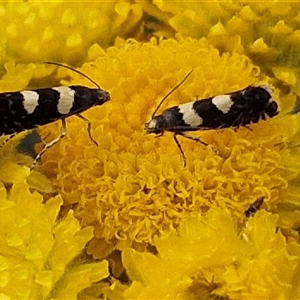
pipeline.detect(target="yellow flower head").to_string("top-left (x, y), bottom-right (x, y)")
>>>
top-left (0, 1), bottom-right (143, 65)
top-left (141, 1), bottom-right (300, 57)
top-left (141, 1), bottom-right (300, 97)
top-left (35, 37), bottom-right (300, 257)
top-left (0, 3), bottom-right (299, 299)
top-left (103, 208), bottom-right (300, 299)
top-left (0, 181), bottom-right (108, 299)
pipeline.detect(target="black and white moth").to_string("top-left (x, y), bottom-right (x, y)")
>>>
top-left (0, 62), bottom-right (110, 170)
top-left (244, 197), bottom-right (265, 217)
top-left (145, 71), bottom-right (279, 166)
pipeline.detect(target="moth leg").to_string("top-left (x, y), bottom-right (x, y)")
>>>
top-left (154, 132), bottom-right (164, 138)
top-left (75, 114), bottom-right (98, 146)
top-left (30, 118), bottom-right (67, 171)
top-left (173, 133), bottom-right (187, 167)
top-left (175, 132), bottom-right (208, 147)
top-left (243, 125), bottom-right (253, 131)
top-left (0, 133), bottom-right (17, 147)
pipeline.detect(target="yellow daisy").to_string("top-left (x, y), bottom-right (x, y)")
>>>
top-left (35, 37), bottom-right (300, 258)
top-left (0, 1), bottom-right (143, 65)
top-left (141, 1), bottom-right (300, 96)
top-left (0, 180), bottom-right (108, 299)
top-left (102, 208), bottom-right (300, 299)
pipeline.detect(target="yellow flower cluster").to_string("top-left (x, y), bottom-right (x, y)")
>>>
top-left (0, 1), bottom-right (142, 65)
top-left (141, 1), bottom-right (300, 94)
top-left (36, 37), bottom-right (300, 257)
top-left (0, 181), bottom-right (108, 299)
top-left (0, 1), bottom-right (299, 298)
top-left (103, 208), bottom-right (300, 299)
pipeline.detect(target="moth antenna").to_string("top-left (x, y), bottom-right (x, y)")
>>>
top-left (151, 69), bottom-right (193, 119)
top-left (45, 62), bottom-right (100, 89)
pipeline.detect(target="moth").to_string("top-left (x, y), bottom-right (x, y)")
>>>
top-left (0, 62), bottom-right (110, 169)
top-left (145, 71), bottom-right (279, 166)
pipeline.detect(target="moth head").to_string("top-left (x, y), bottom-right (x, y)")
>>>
top-left (145, 116), bottom-right (164, 135)
top-left (97, 89), bottom-right (110, 104)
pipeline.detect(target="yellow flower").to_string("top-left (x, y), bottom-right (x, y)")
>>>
top-left (0, 2), bottom-right (299, 299)
top-left (0, 181), bottom-right (109, 299)
top-left (141, 1), bottom-right (300, 96)
top-left (103, 208), bottom-right (300, 299)
top-left (36, 37), bottom-right (300, 257)
top-left (0, 1), bottom-right (143, 65)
